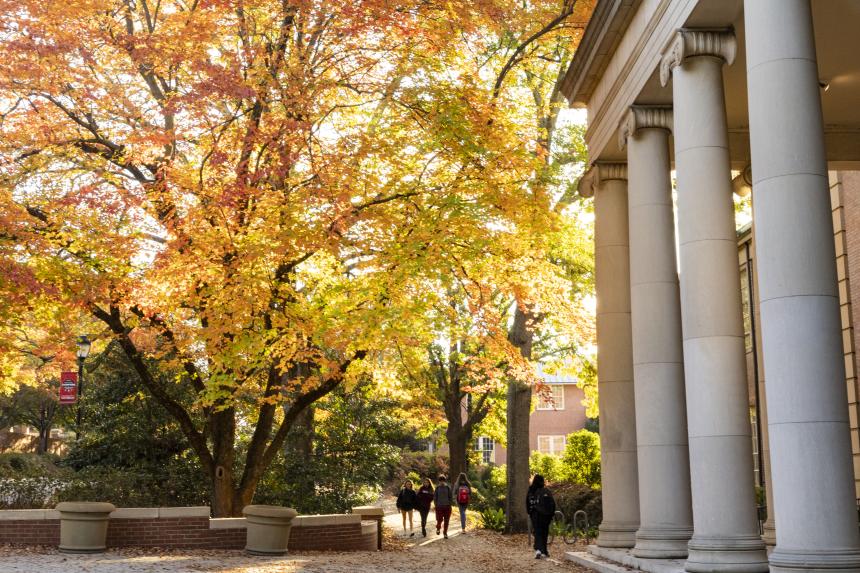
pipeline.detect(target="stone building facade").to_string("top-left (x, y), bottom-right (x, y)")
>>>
top-left (565, 1), bottom-right (860, 572)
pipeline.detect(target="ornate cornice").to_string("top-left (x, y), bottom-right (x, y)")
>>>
top-left (579, 162), bottom-right (628, 198)
top-left (618, 105), bottom-right (673, 149)
top-left (560, 0), bottom-right (642, 105)
top-left (659, 28), bottom-right (736, 86)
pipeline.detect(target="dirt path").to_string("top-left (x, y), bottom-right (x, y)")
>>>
top-left (0, 529), bottom-right (591, 573)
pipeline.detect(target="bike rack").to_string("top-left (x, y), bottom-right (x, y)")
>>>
top-left (530, 509), bottom-right (595, 545)
top-left (573, 510), bottom-right (591, 542)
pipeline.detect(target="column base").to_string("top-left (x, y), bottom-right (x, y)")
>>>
top-left (633, 526), bottom-right (693, 559)
top-left (598, 522), bottom-right (639, 548)
top-left (685, 535), bottom-right (769, 573)
top-left (769, 547), bottom-right (860, 573)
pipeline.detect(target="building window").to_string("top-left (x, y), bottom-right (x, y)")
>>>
top-left (537, 435), bottom-right (567, 456)
top-left (474, 437), bottom-right (495, 464)
top-left (740, 265), bottom-right (753, 353)
top-left (536, 385), bottom-right (565, 410)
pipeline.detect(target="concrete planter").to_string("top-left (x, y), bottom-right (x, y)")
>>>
top-left (242, 505), bottom-right (298, 556)
top-left (55, 502), bottom-right (116, 553)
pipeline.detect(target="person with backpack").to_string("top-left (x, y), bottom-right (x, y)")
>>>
top-left (433, 474), bottom-right (454, 538)
top-left (396, 479), bottom-right (418, 537)
top-left (415, 477), bottom-right (435, 537)
top-left (454, 472), bottom-right (472, 532)
top-left (526, 474), bottom-right (556, 559)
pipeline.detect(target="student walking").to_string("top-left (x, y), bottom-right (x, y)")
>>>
top-left (396, 480), bottom-right (418, 536)
top-left (454, 472), bottom-right (472, 532)
top-left (434, 474), bottom-right (454, 538)
top-left (416, 477), bottom-right (435, 537)
top-left (527, 474), bottom-right (556, 559)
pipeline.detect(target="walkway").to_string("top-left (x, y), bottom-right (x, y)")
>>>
top-left (0, 529), bottom-right (591, 572)
top-left (379, 494), bottom-right (467, 547)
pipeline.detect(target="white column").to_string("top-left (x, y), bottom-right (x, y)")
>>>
top-left (661, 30), bottom-right (768, 573)
top-left (619, 108), bottom-right (693, 559)
top-left (586, 163), bottom-right (640, 548)
top-left (745, 2), bottom-right (860, 572)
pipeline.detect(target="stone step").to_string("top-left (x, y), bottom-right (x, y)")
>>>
top-left (566, 546), bottom-right (686, 573)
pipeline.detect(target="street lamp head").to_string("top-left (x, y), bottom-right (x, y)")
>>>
top-left (76, 335), bottom-right (91, 359)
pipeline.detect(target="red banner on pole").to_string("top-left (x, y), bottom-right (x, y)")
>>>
top-left (59, 371), bottom-right (78, 405)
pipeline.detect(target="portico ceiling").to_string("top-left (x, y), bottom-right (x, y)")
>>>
top-left (566, 0), bottom-right (860, 167)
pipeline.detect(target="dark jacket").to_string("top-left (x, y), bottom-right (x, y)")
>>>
top-left (526, 486), bottom-right (556, 518)
top-left (416, 485), bottom-right (434, 512)
top-left (434, 483), bottom-right (454, 507)
top-left (396, 487), bottom-right (418, 511)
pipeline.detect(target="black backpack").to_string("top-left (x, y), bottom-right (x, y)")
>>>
top-left (530, 488), bottom-right (555, 517)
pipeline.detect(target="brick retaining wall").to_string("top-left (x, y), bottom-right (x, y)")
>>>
top-left (0, 507), bottom-right (377, 551)
top-left (0, 510), bottom-right (60, 545)
top-left (287, 515), bottom-right (377, 551)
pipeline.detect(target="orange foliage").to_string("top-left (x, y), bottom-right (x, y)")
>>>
top-left (0, 0), bottom-right (593, 513)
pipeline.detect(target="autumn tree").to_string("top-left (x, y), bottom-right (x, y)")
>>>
top-left (0, 0), bottom-right (589, 516)
top-left (429, 341), bottom-right (501, 479)
top-left (0, 308), bottom-right (76, 454)
top-left (395, 290), bottom-right (511, 479)
top-left (497, 2), bottom-right (595, 531)
top-left (8, 385), bottom-right (64, 454)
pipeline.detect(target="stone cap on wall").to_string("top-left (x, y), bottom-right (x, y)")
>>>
top-left (0, 506), bottom-right (370, 529)
top-left (209, 513), bottom-right (367, 530)
top-left (0, 509), bottom-right (61, 520)
top-left (293, 514), bottom-right (361, 527)
top-left (111, 506), bottom-right (210, 519)
top-left (209, 517), bottom-right (247, 530)
top-left (0, 506), bottom-right (212, 520)
top-left (352, 506), bottom-right (385, 518)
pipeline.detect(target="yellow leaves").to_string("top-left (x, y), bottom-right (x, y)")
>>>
top-left (0, 0), bottom-right (596, 430)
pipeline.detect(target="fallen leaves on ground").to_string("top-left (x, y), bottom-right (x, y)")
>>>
top-left (0, 530), bottom-right (594, 572)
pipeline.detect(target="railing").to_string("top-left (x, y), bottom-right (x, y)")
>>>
top-left (756, 504), bottom-right (767, 535)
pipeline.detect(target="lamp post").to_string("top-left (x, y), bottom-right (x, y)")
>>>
top-left (75, 335), bottom-right (91, 441)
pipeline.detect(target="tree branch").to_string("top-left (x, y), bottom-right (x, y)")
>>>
top-left (492, 3), bottom-right (577, 100)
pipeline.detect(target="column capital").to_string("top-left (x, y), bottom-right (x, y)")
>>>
top-left (618, 106), bottom-right (673, 150)
top-left (660, 28), bottom-right (736, 86)
top-left (578, 162), bottom-right (627, 198)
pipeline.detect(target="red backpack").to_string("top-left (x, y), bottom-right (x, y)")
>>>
top-left (457, 485), bottom-right (470, 504)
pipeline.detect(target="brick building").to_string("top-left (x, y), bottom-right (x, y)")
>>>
top-left (480, 368), bottom-right (590, 466)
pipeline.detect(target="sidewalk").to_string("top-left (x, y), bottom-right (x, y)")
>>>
top-left (0, 529), bottom-right (589, 573)
top-left (380, 496), bottom-right (472, 547)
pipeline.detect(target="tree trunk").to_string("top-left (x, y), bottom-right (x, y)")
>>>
top-left (234, 483), bottom-right (255, 512)
top-left (38, 428), bottom-right (49, 455)
top-left (286, 405), bottom-right (316, 501)
top-left (442, 362), bottom-right (467, 479)
top-left (36, 402), bottom-right (51, 455)
top-left (210, 408), bottom-right (238, 516)
top-left (446, 421), bottom-right (468, 479)
top-left (211, 464), bottom-right (237, 517)
top-left (505, 379), bottom-right (532, 532)
top-left (506, 306), bottom-right (534, 533)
